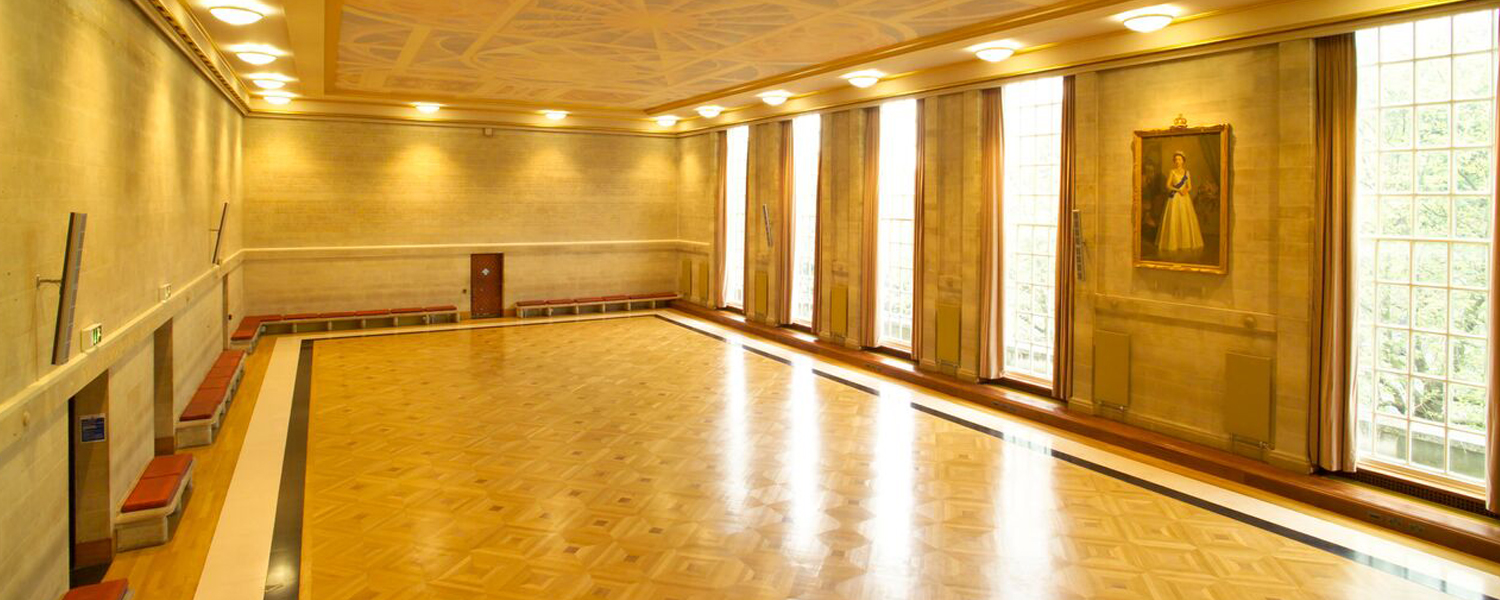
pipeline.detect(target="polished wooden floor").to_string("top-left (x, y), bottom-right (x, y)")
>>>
top-left (293, 317), bottom-right (1453, 600)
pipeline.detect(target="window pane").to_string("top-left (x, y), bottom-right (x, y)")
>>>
top-left (875, 99), bottom-right (918, 349)
top-left (723, 126), bottom-right (749, 309)
top-left (789, 115), bottom-right (821, 326)
top-left (1352, 9), bottom-right (1496, 485)
top-left (999, 77), bottom-right (1064, 383)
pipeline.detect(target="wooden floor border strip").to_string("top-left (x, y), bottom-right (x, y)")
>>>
top-left (666, 302), bottom-right (1500, 563)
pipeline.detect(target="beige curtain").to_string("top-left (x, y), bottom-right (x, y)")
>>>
top-left (979, 89), bottom-right (1004, 380)
top-left (860, 106), bottom-right (882, 347)
top-left (713, 131), bottom-right (728, 308)
top-left (1310, 34), bottom-right (1357, 472)
top-left (911, 99), bottom-right (927, 361)
top-left (1490, 20), bottom-right (1500, 512)
top-left (777, 120), bottom-right (795, 325)
top-left (743, 128), bottom-right (755, 315)
top-left (1054, 76), bottom-right (1077, 402)
top-left (811, 117), bottom-right (827, 332)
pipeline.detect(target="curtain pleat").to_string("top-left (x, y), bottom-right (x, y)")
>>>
top-left (979, 89), bottom-right (1004, 380)
top-left (744, 127), bottom-right (756, 317)
top-left (812, 117), bottom-right (827, 333)
top-left (777, 120), bottom-right (795, 325)
top-left (1310, 34), bottom-right (1357, 472)
top-left (860, 107), bottom-right (882, 348)
top-left (1054, 76), bottom-right (1077, 402)
top-left (713, 131), bottom-right (728, 308)
top-left (911, 99), bottom-right (927, 362)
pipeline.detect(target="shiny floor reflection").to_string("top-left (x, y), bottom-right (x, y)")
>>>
top-left (303, 317), bottom-right (1452, 599)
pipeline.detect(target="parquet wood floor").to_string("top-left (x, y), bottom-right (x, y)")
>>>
top-left (301, 317), bottom-right (1455, 600)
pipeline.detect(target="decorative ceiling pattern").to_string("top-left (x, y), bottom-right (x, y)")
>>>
top-left (334, 0), bottom-right (1058, 109)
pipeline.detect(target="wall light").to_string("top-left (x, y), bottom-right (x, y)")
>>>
top-left (967, 41), bottom-right (1017, 63)
top-left (696, 105), bottom-right (723, 118)
top-left (543, 110), bottom-right (569, 121)
top-left (757, 90), bottom-right (791, 106)
top-left (655, 115), bottom-right (679, 127)
top-left (841, 70), bottom-right (883, 89)
top-left (414, 102), bottom-right (441, 114)
top-left (209, 6), bottom-right (264, 25)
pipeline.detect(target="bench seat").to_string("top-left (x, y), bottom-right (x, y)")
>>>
top-left (229, 306), bottom-right (464, 348)
top-left (116, 455), bottom-right (195, 551)
top-left (177, 350), bottom-right (245, 447)
top-left (62, 580), bottom-right (129, 600)
top-left (515, 292), bottom-right (680, 317)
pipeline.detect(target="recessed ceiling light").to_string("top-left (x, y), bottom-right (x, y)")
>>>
top-left (967, 41), bottom-right (1017, 63)
top-left (209, 6), bottom-right (264, 25)
top-left (757, 91), bottom-right (791, 106)
top-left (841, 70), bottom-right (883, 89)
top-left (414, 102), bottom-right (441, 114)
top-left (251, 78), bottom-right (284, 89)
top-left (655, 115), bottom-right (679, 127)
top-left (543, 110), bottom-right (568, 121)
top-left (696, 105), bottom-right (723, 118)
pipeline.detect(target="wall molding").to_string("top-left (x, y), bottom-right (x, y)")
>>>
top-left (242, 240), bottom-right (710, 262)
top-left (0, 252), bottom-right (245, 456)
top-left (124, 0), bottom-right (251, 114)
top-left (1093, 292), bottom-right (1279, 334)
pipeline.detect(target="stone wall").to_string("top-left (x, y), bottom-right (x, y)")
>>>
top-left (241, 119), bottom-right (681, 314)
top-left (0, 0), bottom-right (244, 596)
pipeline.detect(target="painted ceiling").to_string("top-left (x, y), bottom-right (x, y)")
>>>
top-left (333, 0), bottom-right (1061, 110)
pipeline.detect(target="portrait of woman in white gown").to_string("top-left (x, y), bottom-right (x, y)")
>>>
top-left (1156, 151), bottom-right (1205, 259)
top-left (1133, 120), bottom-right (1230, 273)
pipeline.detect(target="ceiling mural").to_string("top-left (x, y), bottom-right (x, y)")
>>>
top-left (334, 0), bottom-right (1056, 109)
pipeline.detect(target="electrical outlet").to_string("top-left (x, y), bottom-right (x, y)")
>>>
top-left (80, 323), bottom-right (103, 351)
top-left (159, 284), bottom-right (172, 302)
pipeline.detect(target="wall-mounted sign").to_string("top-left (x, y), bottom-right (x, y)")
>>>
top-left (79, 413), bottom-right (106, 443)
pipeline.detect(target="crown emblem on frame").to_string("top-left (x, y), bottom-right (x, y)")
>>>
top-left (1171, 114), bottom-right (1189, 129)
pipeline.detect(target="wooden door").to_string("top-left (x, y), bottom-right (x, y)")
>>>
top-left (470, 254), bottom-right (503, 318)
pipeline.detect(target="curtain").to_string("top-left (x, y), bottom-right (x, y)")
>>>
top-left (860, 106), bottom-right (882, 347)
top-left (1310, 34), bottom-right (1357, 472)
top-left (713, 131), bottom-right (728, 308)
top-left (911, 99), bottom-right (927, 362)
top-left (812, 118), bottom-right (828, 333)
top-left (744, 128), bottom-right (755, 317)
top-left (979, 89), bottom-right (1004, 380)
top-left (1054, 76), bottom-right (1077, 401)
top-left (777, 120), bottom-right (795, 325)
top-left (1490, 20), bottom-right (1500, 512)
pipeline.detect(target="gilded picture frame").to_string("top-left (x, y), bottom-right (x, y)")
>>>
top-left (1132, 118), bottom-right (1232, 274)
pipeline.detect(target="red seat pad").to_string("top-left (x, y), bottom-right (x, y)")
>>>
top-left (283, 313), bottom-right (319, 320)
top-left (424, 305), bottom-right (458, 311)
top-left (256, 315), bottom-right (284, 322)
top-left (180, 400), bottom-right (218, 422)
top-left (230, 328), bottom-right (256, 342)
top-left (514, 300), bottom-right (546, 307)
top-left (214, 350), bottom-right (246, 368)
top-left (628, 292), bottom-right (676, 300)
top-left (544, 299), bottom-right (575, 306)
top-left (142, 455), bottom-right (194, 479)
top-left (355, 309), bottom-right (389, 316)
top-left (601, 295), bottom-right (629, 301)
top-left (62, 579), bottom-right (128, 600)
top-left (123, 475), bottom-right (180, 512)
top-left (576, 297), bottom-right (606, 303)
top-left (320, 311), bottom-right (358, 318)
top-left (390, 307), bottom-right (424, 314)
top-left (209, 363), bottom-right (238, 377)
top-left (202, 373), bottom-right (233, 389)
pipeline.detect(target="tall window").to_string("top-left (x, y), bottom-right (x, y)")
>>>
top-left (790, 114), bottom-right (823, 326)
top-left (724, 126), bottom-right (750, 309)
top-left (1353, 10), bottom-right (1496, 490)
top-left (1001, 77), bottom-right (1064, 384)
top-left (876, 99), bottom-right (919, 349)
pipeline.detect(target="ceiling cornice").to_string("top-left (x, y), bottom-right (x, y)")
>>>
top-left (127, 0), bottom-right (252, 115)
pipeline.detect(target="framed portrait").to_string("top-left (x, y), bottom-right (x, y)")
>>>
top-left (1133, 118), bottom-right (1231, 274)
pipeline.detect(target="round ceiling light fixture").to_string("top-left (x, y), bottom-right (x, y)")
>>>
top-left (696, 105), bottom-right (724, 118)
top-left (655, 115), bottom-right (680, 127)
top-left (251, 78), bottom-right (285, 90)
top-left (260, 91), bottom-right (294, 105)
top-left (543, 110), bottom-right (569, 121)
top-left (209, 5), bottom-right (264, 25)
top-left (757, 90), bottom-right (792, 106)
top-left (841, 70), bottom-right (884, 89)
top-left (1122, 11), bottom-right (1174, 32)
top-left (967, 41), bottom-right (1017, 63)
top-left (232, 44), bottom-right (281, 65)
top-left (414, 102), bottom-right (442, 114)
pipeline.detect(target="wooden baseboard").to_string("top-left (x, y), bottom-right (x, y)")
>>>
top-left (668, 302), bottom-right (1500, 562)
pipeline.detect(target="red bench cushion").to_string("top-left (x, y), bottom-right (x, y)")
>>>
top-left (390, 307), bottom-right (424, 314)
top-left (142, 455), bottom-right (194, 480)
top-left (319, 311), bottom-right (358, 319)
top-left (62, 580), bottom-right (128, 600)
top-left (213, 350), bottom-right (245, 369)
top-left (123, 475), bottom-right (179, 512)
top-left (202, 373), bottom-right (233, 389)
top-left (283, 313), bottom-right (319, 320)
top-left (424, 305), bottom-right (458, 311)
top-left (544, 299), bottom-right (575, 306)
top-left (601, 295), bottom-right (629, 301)
top-left (515, 300), bottom-right (546, 307)
top-left (257, 315), bottom-right (284, 322)
top-left (629, 292), bottom-right (676, 300)
top-left (355, 309), bottom-right (389, 316)
top-left (181, 387), bottom-right (225, 421)
top-left (576, 297), bottom-right (606, 303)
